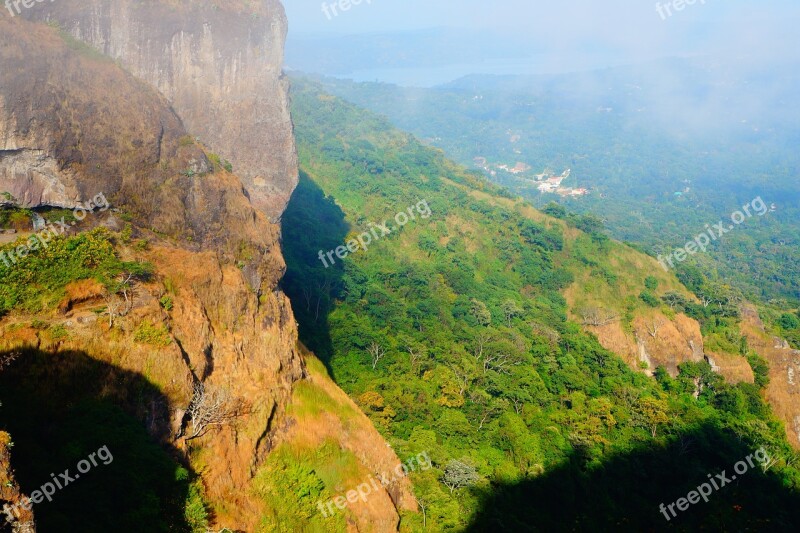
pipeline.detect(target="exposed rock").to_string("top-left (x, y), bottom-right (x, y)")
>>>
top-left (704, 355), bottom-right (721, 373)
top-left (775, 337), bottom-right (791, 350)
top-left (795, 416), bottom-right (800, 443)
top-left (0, 16), bottom-right (303, 528)
top-left (21, 0), bottom-right (298, 221)
top-left (0, 432), bottom-right (36, 532)
top-left (0, 14), bottom-right (418, 530)
top-left (635, 334), bottom-right (654, 377)
top-left (741, 303), bottom-right (800, 447)
top-left (0, 149), bottom-right (73, 209)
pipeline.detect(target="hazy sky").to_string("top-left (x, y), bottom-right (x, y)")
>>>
top-left (285, 0), bottom-right (800, 65)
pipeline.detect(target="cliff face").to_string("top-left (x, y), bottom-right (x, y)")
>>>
top-left (1, 14), bottom-right (304, 526)
top-left (22, 0), bottom-right (298, 221)
top-left (1, 12), bottom-right (418, 530)
top-left (0, 430), bottom-right (35, 533)
top-left (740, 305), bottom-right (800, 447)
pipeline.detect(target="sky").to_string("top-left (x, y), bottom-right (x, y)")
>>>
top-left (285, 0), bottom-right (800, 69)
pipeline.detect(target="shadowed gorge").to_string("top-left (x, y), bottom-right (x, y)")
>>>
top-left (281, 171), bottom-right (349, 366)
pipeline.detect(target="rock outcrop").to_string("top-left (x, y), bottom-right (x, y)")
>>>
top-left (1, 12), bottom-right (418, 530)
top-left (1, 14), bottom-right (304, 527)
top-left (21, 0), bottom-right (298, 221)
top-left (741, 305), bottom-right (800, 447)
top-left (0, 430), bottom-right (35, 532)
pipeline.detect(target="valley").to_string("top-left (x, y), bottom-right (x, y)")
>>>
top-left (1, 2), bottom-right (799, 532)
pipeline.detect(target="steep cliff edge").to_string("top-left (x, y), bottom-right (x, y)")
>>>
top-left (740, 305), bottom-right (800, 447)
top-left (22, 0), bottom-right (298, 221)
top-left (1, 14), bottom-right (415, 531)
top-left (0, 430), bottom-right (35, 532)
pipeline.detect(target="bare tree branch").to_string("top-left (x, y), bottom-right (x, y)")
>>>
top-left (185, 383), bottom-right (242, 441)
top-left (580, 307), bottom-right (619, 327)
top-left (646, 318), bottom-right (666, 339)
top-left (368, 342), bottom-right (387, 370)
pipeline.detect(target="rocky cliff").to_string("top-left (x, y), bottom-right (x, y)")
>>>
top-left (21, 0), bottom-right (298, 221)
top-left (740, 305), bottom-right (800, 447)
top-left (1, 12), bottom-right (304, 525)
top-left (1, 11), bottom-right (415, 531)
top-left (0, 430), bottom-right (35, 532)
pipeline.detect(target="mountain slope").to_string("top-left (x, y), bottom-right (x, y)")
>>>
top-left (303, 68), bottom-right (800, 303)
top-left (283, 76), bottom-right (800, 531)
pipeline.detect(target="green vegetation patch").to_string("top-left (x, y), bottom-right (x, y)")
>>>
top-left (0, 228), bottom-right (152, 317)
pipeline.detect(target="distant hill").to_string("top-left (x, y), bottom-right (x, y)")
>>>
top-left (295, 60), bottom-right (800, 303)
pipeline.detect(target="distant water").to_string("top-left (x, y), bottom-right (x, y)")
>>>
top-left (341, 58), bottom-right (548, 88)
top-left (336, 55), bottom-right (622, 88)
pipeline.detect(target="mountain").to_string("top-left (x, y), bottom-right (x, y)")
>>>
top-left (286, 28), bottom-right (541, 82)
top-left (3, 3), bottom-right (800, 532)
top-left (300, 62), bottom-right (800, 303)
top-left (0, 7), bottom-right (414, 531)
top-left (283, 75), bottom-right (800, 530)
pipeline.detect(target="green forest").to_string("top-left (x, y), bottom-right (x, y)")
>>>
top-left (280, 78), bottom-right (800, 531)
top-left (304, 67), bottom-right (800, 308)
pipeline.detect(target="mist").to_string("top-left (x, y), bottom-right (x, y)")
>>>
top-left (286, 0), bottom-right (800, 153)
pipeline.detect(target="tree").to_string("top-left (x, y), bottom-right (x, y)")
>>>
top-left (0, 351), bottom-right (18, 372)
top-left (441, 460), bottom-right (480, 493)
top-left (470, 298), bottom-right (492, 326)
top-left (501, 299), bottom-right (523, 326)
top-left (185, 383), bottom-right (241, 441)
top-left (469, 391), bottom-right (507, 429)
top-left (102, 272), bottom-right (136, 327)
top-left (760, 449), bottom-right (779, 473)
top-left (661, 292), bottom-right (688, 311)
top-left (368, 342), bottom-right (387, 370)
top-left (481, 352), bottom-right (515, 375)
top-left (645, 318), bottom-right (666, 339)
top-left (407, 345), bottom-right (426, 374)
top-left (413, 495), bottom-right (429, 529)
top-left (637, 397), bottom-right (670, 438)
top-left (449, 363), bottom-right (473, 396)
top-left (580, 307), bottom-right (618, 327)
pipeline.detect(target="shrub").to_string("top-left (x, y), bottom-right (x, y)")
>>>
top-left (778, 313), bottom-right (800, 331)
top-left (644, 276), bottom-right (659, 291)
top-left (639, 291), bottom-right (660, 308)
top-left (159, 296), bottom-right (174, 312)
top-left (0, 229), bottom-right (127, 316)
top-left (133, 321), bottom-right (172, 347)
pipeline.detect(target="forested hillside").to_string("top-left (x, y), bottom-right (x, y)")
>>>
top-left (301, 64), bottom-right (800, 306)
top-left (282, 77), bottom-right (800, 531)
